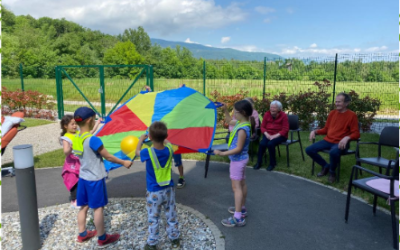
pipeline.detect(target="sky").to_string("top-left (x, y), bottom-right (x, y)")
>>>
top-left (4, 0), bottom-right (399, 57)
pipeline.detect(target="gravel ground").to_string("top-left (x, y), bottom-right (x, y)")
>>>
top-left (2, 198), bottom-right (219, 250)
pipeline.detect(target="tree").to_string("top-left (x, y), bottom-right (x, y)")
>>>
top-left (103, 41), bottom-right (144, 78)
top-left (118, 26), bottom-right (151, 55)
top-left (2, 7), bottom-right (16, 33)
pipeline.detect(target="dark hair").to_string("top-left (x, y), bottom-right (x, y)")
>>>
top-left (234, 100), bottom-right (255, 135)
top-left (337, 92), bottom-right (351, 103)
top-left (60, 115), bottom-right (74, 136)
top-left (149, 121), bottom-right (168, 143)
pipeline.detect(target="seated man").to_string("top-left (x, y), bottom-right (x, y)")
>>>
top-left (253, 100), bottom-right (289, 171)
top-left (306, 92), bottom-right (360, 183)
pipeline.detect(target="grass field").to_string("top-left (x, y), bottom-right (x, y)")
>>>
top-left (3, 78), bottom-right (398, 116)
top-left (1, 130), bottom-right (398, 214)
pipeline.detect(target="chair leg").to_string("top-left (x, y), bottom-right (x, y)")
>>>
top-left (345, 183), bottom-right (353, 222)
top-left (372, 195), bottom-right (377, 215)
top-left (379, 167), bottom-right (382, 174)
top-left (337, 160), bottom-right (340, 183)
top-left (286, 145), bottom-right (289, 168)
top-left (298, 137), bottom-right (305, 161)
top-left (277, 145), bottom-right (281, 157)
top-left (390, 200), bottom-right (399, 249)
top-left (204, 154), bottom-right (211, 178)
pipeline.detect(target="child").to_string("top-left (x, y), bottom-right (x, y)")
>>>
top-left (214, 100), bottom-right (255, 227)
top-left (72, 107), bottom-right (132, 247)
top-left (135, 121), bottom-right (180, 250)
top-left (59, 115), bottom-right (102, 208)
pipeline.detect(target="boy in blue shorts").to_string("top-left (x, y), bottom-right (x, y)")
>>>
top-left (72, 107), bottom-right (132, 248)
top-left (136, 121), bottom-right (180, 250)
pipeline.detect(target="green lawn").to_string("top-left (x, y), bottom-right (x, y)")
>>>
top-left (21, 118), bottom-right (56, 128)
top-left (3, 78), bottom-right (398, 116)
top-left (1, 130), bottom-right (398, 213)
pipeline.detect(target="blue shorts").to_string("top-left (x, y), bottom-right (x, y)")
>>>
top-left (76, 178), bottom-right (108, 209)
top-left (173, 154), bottom-right (182, 167)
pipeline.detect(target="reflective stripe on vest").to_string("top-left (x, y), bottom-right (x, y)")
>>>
top-left (72, 132), bottom-right (92, 156)
top-left (148, 144), bottom-right (173, 186)
top-left (228, 122), bottom-right (251, 148)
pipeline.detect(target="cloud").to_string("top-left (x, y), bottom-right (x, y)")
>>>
top-left (255, 6), bottom-right (275, 14)
top-left (5, 0), bottom-right (247, 35)
top-left (286, 8), bottom-right (294, 14)
top-left (221, 37), bottom-right (231, 44)
top-left (274, 45), bottom-right (393, 56)
top-left (263, 18), bottom-right (271, 23)
top-left (310, 43), bottom-right (317, 48)
top-left (365, 46), bottom-right (388, 52)
top-left (185, 38), bottom-right (198, 44)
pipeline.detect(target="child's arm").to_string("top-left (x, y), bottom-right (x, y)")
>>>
top-left (62, 140), bottom-right (72, 156)
top-left (90, 118), bottom-right (103, 134)
top-left (214, 130), bottom-right (246, 156)
top-left (136, 134), bottom-right (148, 157)
top-left (222, 104), bottom-right (236, 126)
top-left (98, 146), bottom-right (132, 169)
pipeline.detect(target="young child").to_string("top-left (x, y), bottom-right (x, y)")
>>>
top-left (135, 121), bottom-right (180, 250)
top-left (60, 115), bottom-right (102, 208)
top-left (214, 100), bottom-right (255, 227)
top-left (72, 107), bottom-right (132, 247)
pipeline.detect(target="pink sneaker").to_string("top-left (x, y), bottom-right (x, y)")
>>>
top-left (76, 230), bottom-right (97, 243)
top-left (98, 233), bottom-right (120, 248)
top-left (71, 200), bottom-right (81, 209)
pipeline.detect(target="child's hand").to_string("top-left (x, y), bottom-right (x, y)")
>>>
top-left (214, 150), bottom-right (224, 156)
top-left (221, 103), bottom-right (227, 111)
top-left (145, 86), bottom-right (152, 91)
top-left (96, 118), bottom-right (103, 124)
top-left (140, 134), bottom-right (148, 141)
top-left (123, 160), bottom-right (133, 169)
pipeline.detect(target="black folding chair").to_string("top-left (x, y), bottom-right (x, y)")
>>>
top-left (276, 115), bottom-right (305, 167)
top-left (345, 155), bottom-right (399, 249)
top-left (204, 129), bottom-right (229, 178)
top-left (356, 126), bottom-right (399, 175)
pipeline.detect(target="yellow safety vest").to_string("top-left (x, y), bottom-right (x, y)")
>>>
top-left (72, 132), bottom-right (92, 156)
top-left (64, 132), bottom-right (78, 143)
top-left (148, 144), bottom-right (173, 186)
top-left (228, 122), bottom-right (251, 148)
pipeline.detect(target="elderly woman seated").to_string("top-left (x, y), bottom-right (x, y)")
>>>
top-left (253, 100), bottom-right (289, 171)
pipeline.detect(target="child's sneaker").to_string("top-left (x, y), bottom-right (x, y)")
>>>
top-left (76, 230), bottom-right (97, 243)
top-left (221, 216), bottom-right (246, 227)
top-left (144, 243), bottom-right (158, 250)
top-left (177, 178), bottom-right (186, 189)
top-left (227, 206), bottom-right (247, 218)
top-left (97, 233), bottom-right (120, 248)
top-left (171, 238), bottom-right (180, 250)
top-left (71, 200), bottom-right (81, 209)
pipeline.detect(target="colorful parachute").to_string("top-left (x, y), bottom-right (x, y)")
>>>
top-left (95, 86), bottom-right (218, 171)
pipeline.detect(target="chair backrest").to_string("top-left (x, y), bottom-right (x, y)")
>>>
top-left (287, 115), bottom-right (299, 130)
top-left (379, 127), bottom-right (399, 148)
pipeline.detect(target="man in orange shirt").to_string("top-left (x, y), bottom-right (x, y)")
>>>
top-left (306, 93), bottom-right (360, 183)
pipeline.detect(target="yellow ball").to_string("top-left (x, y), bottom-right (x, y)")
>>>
top-left (121, 135), bottom-right (139, 157)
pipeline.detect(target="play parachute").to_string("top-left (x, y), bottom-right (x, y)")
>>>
top-left (95, 86), bottom-right (218, 171)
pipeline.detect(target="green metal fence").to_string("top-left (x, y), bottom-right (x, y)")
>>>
top-left (2, 53), bottom-right (398, 132)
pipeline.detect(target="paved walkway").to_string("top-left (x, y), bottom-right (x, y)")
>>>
top-left (2, 160), bottom-right (397, 249)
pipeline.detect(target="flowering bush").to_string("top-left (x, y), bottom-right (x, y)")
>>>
top-left (348, 90), bottom-right (381, 131)
top-left (2, 87), bottom-right (56, 120)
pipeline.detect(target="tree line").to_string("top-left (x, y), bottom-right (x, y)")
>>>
top-left (2, 8), bottom-right (398, 82)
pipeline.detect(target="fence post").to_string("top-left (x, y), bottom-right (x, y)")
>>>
top-left (55, 67), bottom-right (64, 119)
top-left (19, 63), bottom-right (25, 91)
top-left (99, 66), bottom-right (106, 118)
top-left (203, 60), bottom-right (206, 95)
top-left (332, 53), bottom-right (338, 106)
top-left (149, 65), bottom-right (154, 91)
top-left (263, 57), bottom-right (266, 98)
